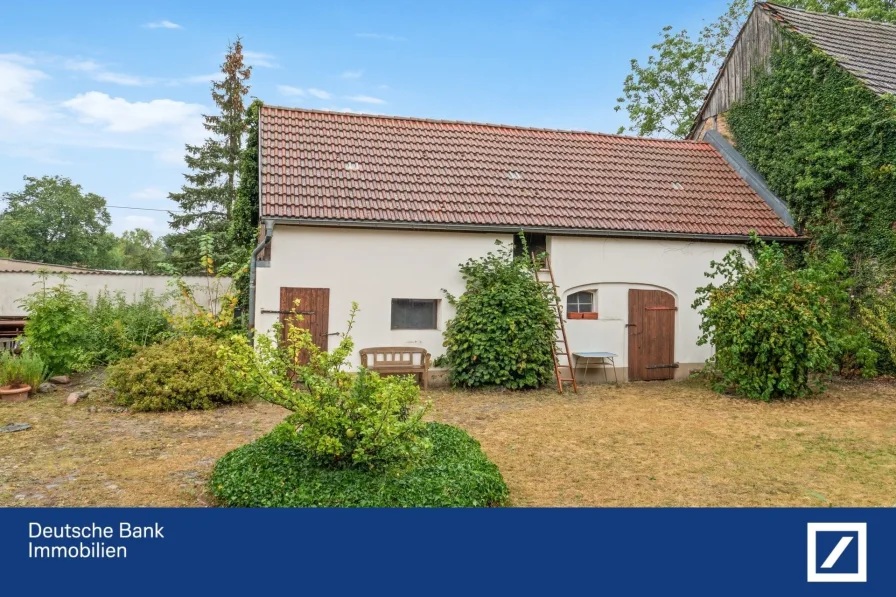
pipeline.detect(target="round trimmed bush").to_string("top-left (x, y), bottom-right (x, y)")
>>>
top-left (210, 422), bottom-right (509, 507)
top-left (107, 336), bottom-right (251, 412)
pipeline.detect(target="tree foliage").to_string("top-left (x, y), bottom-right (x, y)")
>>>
top-left (0, 175), bottom-right (114, 267)
top-left (111, 228), bottom-right (166, 274)
top-left (166, 37), bottom-right (252, 271)
top-left (220, 303), bottom-right (431, 470)
top-left (442, 239), bottom-right (555, 389)
top-left (229, 99), bottom-right (262, 320)
top-left (693, 239), bottom-right (844, 400)
top-left (616, 0), bottom-right (896, 138)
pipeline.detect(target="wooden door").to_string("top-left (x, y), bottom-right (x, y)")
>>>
top-left (279, 287), bottom-right (330, 362)
top-left (627, 289), bottom-right (676, 381)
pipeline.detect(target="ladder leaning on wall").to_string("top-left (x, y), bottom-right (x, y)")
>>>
top-left (531, 253), bottom-right (578, 394)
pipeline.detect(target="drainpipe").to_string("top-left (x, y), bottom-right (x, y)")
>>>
top-left (247, 220), bottom-right (274, 341)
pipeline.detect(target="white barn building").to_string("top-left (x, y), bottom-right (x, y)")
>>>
top-left (251, 107), bottom-right (799, 382)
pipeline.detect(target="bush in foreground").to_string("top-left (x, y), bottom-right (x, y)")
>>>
top-left (107, 336), bottom-right (250, 411)
top-left (210, 421), bottom-right (509, 507)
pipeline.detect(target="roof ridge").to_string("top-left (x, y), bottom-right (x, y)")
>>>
top-left (261, 104), bottom-right (708, 145)
top-left (762, 2), bottom-right (896, 31)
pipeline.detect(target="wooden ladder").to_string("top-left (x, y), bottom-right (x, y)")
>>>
top-left (532, 253), bottom-right (578, 394)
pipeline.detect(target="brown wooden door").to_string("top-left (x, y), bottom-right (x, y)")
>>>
top-left (279, 287), bottom-right (330, 362)
top-left (627, 289), bottom-right (676, 381)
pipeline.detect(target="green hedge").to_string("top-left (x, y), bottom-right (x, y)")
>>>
top-left (210, 422), bottom-right (509, 507)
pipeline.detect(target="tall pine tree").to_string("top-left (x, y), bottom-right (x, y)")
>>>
top-left (166, 37), bottom-right (251, 270)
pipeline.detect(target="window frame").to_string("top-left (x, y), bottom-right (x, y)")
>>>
top-left (390, 298), bottom-right (439, 330)
top-left (566, 290), bottom-right (596, 315)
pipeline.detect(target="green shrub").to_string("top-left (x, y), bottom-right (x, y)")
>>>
top-left (0, 351), bottom-right (46, 390)
top-left (210, 421), bottom-right (509, 507)
top-left (442, 239), bottom-right (555, 389)
top-left (106, 336), bottom-right (251, 411)
top-left (220, 303), bottom-right (430, 470)
top-left (19, 274), bottom-right (171, 374)
top-left (693, 238), bottom-right (842, 400)
top-left (19, 275), bottom-right (93, 374)
top-left (85, 289), bottom-right (171, 365)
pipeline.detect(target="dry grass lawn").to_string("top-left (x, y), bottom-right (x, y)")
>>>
top-left (2, 371), bottom-right (895, 507)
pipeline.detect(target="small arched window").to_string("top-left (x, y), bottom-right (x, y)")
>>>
top-left (567, 291), bottom-right (595, 315)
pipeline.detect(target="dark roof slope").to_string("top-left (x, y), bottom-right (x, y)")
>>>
top-left (764, 3), bottom-right (896, 95)
top-left (260, 106), bottom-right (797, 239)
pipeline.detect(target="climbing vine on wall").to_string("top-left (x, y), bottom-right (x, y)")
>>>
top-left (727, 32), bottom-right (896, 292)
top-left (726, 31), bottom-right (896, 374)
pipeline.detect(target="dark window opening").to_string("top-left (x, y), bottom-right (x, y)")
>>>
top-left (391, 299), bottom-right (438, 330)
top-left (513, 232), bottom-right (547, 258)
top-left (567, 291), bottom-right (595, 315)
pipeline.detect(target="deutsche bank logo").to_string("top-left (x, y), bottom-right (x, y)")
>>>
top-left (807, 523), bottom-right (867, 583)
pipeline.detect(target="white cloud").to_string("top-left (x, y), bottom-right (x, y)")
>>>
top-left (341, 70), bottom-right (362, 79)
top-left (345, 95), bottom-right (386, 105)
top-left (0, 55), bottom-right (53, 125)
top-left (144, 20), bottom-right (182, 30)
top-left (307, 88), bottom-right (331, 99)
top-left (63, 58), bottom-right (153, 86)
top-left (176, 73), bottom-right (223, 85)
top-left (277, 85), bottom-right (305, 97)
top-left (356, 33), bottom-right (406, 41)
top-left (244, 51), bottom-right (277, 68)
top-left (119, 214), bottom-right (165, 235)
top-left (129, 187), bottom-right (168, 200)
top-left (62, 91), bottom-right (205, 133)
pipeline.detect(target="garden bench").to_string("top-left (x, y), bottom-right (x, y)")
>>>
top-left (359, 347), bottom-right (431, 390)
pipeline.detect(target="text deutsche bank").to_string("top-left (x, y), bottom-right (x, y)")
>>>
top-left (28, 522), bottom-right (164, 559)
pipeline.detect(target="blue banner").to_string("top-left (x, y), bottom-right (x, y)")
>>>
top-left (0, 508), bottom-right (892, 595)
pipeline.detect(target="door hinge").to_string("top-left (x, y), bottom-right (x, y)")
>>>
top-left (261, 309), bottom-right (315, 315)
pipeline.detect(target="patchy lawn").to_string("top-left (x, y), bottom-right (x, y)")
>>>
top-left (0, 370), bottom-right (288, 507)
top-left (2, 372), bottom-right (895, 507)
top-left (428, 380), bottom-right (896, 507)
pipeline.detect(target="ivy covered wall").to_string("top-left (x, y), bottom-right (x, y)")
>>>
top-left (727, 32), bottom-right (896, 294)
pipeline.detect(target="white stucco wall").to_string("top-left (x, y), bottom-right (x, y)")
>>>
top-left (548, 236), bottom-right (743, 376)
top-left (255, 224), bottom-right (744, 375)
top-left (0, 273), bottom-right (221, 317)
top-left (254, 225), bottom-right (511, 366)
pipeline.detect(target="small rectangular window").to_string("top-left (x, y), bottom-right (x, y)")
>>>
top-left (567, 291), bottom-right (595, 315)
top-left (391, 299), bottom-right (438, 330)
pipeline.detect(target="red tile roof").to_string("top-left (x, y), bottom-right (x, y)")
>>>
top-left (260, 106), bottom-right (798, 239)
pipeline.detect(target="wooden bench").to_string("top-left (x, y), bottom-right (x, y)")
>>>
top-left (359, 347), bottom-right (431, 390)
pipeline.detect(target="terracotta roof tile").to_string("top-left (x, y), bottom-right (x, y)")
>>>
top-left (259, 106), bottom-right (797, 238)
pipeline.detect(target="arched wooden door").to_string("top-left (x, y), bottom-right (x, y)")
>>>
top-left (627, 289), bottom-right (677, 381)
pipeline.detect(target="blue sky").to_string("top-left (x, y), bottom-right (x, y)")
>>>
top-left (2, 0), bottom-right (730, 236)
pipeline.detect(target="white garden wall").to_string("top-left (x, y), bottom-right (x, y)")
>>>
top-left (0, 272), bottom-right (222, 317)
top-left (255, 224), bottom-right (745, 378)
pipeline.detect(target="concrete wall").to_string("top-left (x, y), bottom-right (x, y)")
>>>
top-left (256, 224), bottom-right (745, 379)
top-left (0, 272), bottom-right (221, 316)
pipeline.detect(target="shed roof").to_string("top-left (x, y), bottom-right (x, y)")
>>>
top-left (763, 3), bottom-right (896, 95)
top-left (260, 105), bottom-right (798, 239)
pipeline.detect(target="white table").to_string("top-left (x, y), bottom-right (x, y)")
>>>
top-left (573, 352), bottom-right (619, 385)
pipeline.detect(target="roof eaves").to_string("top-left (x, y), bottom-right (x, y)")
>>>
top-left (262, 216), bottom-right (804, 243)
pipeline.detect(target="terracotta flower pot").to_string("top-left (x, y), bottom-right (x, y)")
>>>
top-left (568, 312), bottom-right (584, 319)
top-left (581, 312), bottom-right (598, 320)
top-left (0, 385), bottom-right (31, 403)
